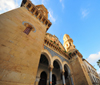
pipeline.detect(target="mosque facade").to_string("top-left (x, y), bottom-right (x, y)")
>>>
top-left (0, 0), bottom-right (100, 85)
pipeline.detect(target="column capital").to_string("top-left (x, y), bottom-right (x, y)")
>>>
top-left (61, 70), bottom-right (65, 75)
top-left (49, 65), bottom-right (53, 71)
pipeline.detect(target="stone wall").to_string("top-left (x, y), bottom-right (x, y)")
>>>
top-left (0, 7), bottom-right (47, 85)
top-left (70, 55), bottom-right (93, 85)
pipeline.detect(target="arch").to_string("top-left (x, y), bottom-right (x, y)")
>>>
top-left (52, 56), bottom-right (63, 70)
top-left (38, 71), bottom-right (47, 85)
top-left (40, 54), bottom-right (49, 66)
top-left (41, 49), bottom-right (52, 65)
top-left (40, 71), bottom-right (47, 79)
top-left (62, 61), bottom-right (72, 75)
top-left (62, 61), bottom-right (75, 85)
top-left (22, 21), bottom-right (36, 33)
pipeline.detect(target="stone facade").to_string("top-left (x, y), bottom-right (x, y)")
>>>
top-left (83, 59), bottom-right (100, 85)
top-left (0, 0), bottom-right (100, 85)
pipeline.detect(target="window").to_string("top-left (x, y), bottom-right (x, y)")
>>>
top-left (69, 42), bottom-right (71, 46)
top-left (88, 67), bottom-right (90, 71)
top-left (24, 27), bottom-right (32, 35)
top-left (31, 8), bottom-right (35, 14)
top-left (22, 21), bottom-right (36, 35)
top-left (27, 3), bottom-right (31, 9)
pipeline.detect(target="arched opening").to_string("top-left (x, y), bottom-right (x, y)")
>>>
top-left (60, 69), bottom-right (68, 80)
top-left (52, 74), bottom-right (56, 85)
top-left (38, 71), bottom-right (47, 85)
top-left (64, 64), bottom-right (70, 85)
top-left (35, 53), bottom-right (50, 85)
top-left (64, 65), bottom-right (68, 79)
top-left (53, 61), bottom-right (60, 69)
top-left (22, 22), bottom-right (36, 35)
top-left (69, 42), bottom-right (71, 46)
top-left (64, 70), bottom-right (68, 79)
top-left (52, 60), bottom-right (61, 84)
top-left (21, 0), bottom-right (27, 7)
top-left (24, 26), bottom-right (32, 35)
top-left (40, 54), bottom-right (49, 66)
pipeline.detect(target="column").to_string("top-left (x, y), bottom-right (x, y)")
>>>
top-left (37, 13), bottom-right (41, 19)
top-left (29, 6), bottom-right (33, 12)
top-left (62, 71), bottom-right (66, 85)
top-left (68, 74), bottom-right (74, 85)
top-left (49, 65), bottom-right (53, 85)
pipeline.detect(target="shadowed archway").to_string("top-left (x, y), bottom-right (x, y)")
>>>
top-left (38, 71), bottom-right (47, 85)
top-left (52, 74), bottom-right (56, 85)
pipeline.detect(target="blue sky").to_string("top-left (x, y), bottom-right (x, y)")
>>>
top-left (0, 0), bottom-right (100, 73)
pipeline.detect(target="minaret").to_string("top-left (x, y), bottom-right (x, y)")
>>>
top-left (63, 34), bottom-right (75, 52)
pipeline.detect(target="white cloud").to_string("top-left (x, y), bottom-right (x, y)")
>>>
top-left (42, 0), bottom-right (45, 4)
top-left (42, 0), bottom-right (44, 4)
top-left (62, 3), bottom-right (64, 9)
top-left (59, 0), bottom-right (64, 9)
top-left (97, 68), bottom-right (100, 74)
top-left (87, 52), bottom-right (100, 64)
top-left (82, 9), bottom-right (89, 18)
top-left (0, 0), bottom-right (18, 14)
top-left (87, 52), bottom-right (100, 73)
top-left (60, 0), bottom-right (62, 2)
top-left (48, 9), bottom-right (56, 22)
top-left (31, 0), bottom-right (48, 6)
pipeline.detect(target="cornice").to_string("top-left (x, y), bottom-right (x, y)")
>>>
top-left (44, 37), bottom-right (70, 59)
top-left (44, 37), bottom-right (83, 60)
top-left (21, 0), bottom-right (52, 31)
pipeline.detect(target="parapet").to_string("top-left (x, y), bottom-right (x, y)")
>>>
top-left (36, 5), bottom-right (48, 19)
top-left (21, 0), bottom-right (52, 31)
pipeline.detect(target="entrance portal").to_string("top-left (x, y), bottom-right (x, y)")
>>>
top-left (38, 71), bottom-right (47, 85)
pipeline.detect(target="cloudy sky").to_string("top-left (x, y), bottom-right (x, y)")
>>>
top-left (0, 0), bottom-right (100, 73)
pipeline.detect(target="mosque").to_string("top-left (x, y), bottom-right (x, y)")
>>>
top-left (0, 0), bottom-right (100, 85)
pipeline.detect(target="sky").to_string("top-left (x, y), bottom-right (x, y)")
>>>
top-left (0, 0), bottom-right (100, 73)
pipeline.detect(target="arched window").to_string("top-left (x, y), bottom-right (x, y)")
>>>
top-left (69, 42), bottom-right (71, 46)
top-left (22, 21), bottom-right (36, 35)
top-left (93, 76), bottom-right (95, 83)
top-left (24, 26), bottom-right (32, 35)
top-left (21, 0), bottom-right (27, 6)
top-left (27, 3), bottom-right (31, 9)
top-left (88, 66), bottom-right (90, 71)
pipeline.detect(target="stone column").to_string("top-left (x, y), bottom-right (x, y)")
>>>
top-left (68, 74), bottom-right (74, 85)
top-left (62, 71), bottom-right (66, 85)
top-left (49, 65), bottom-right (53, 85)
